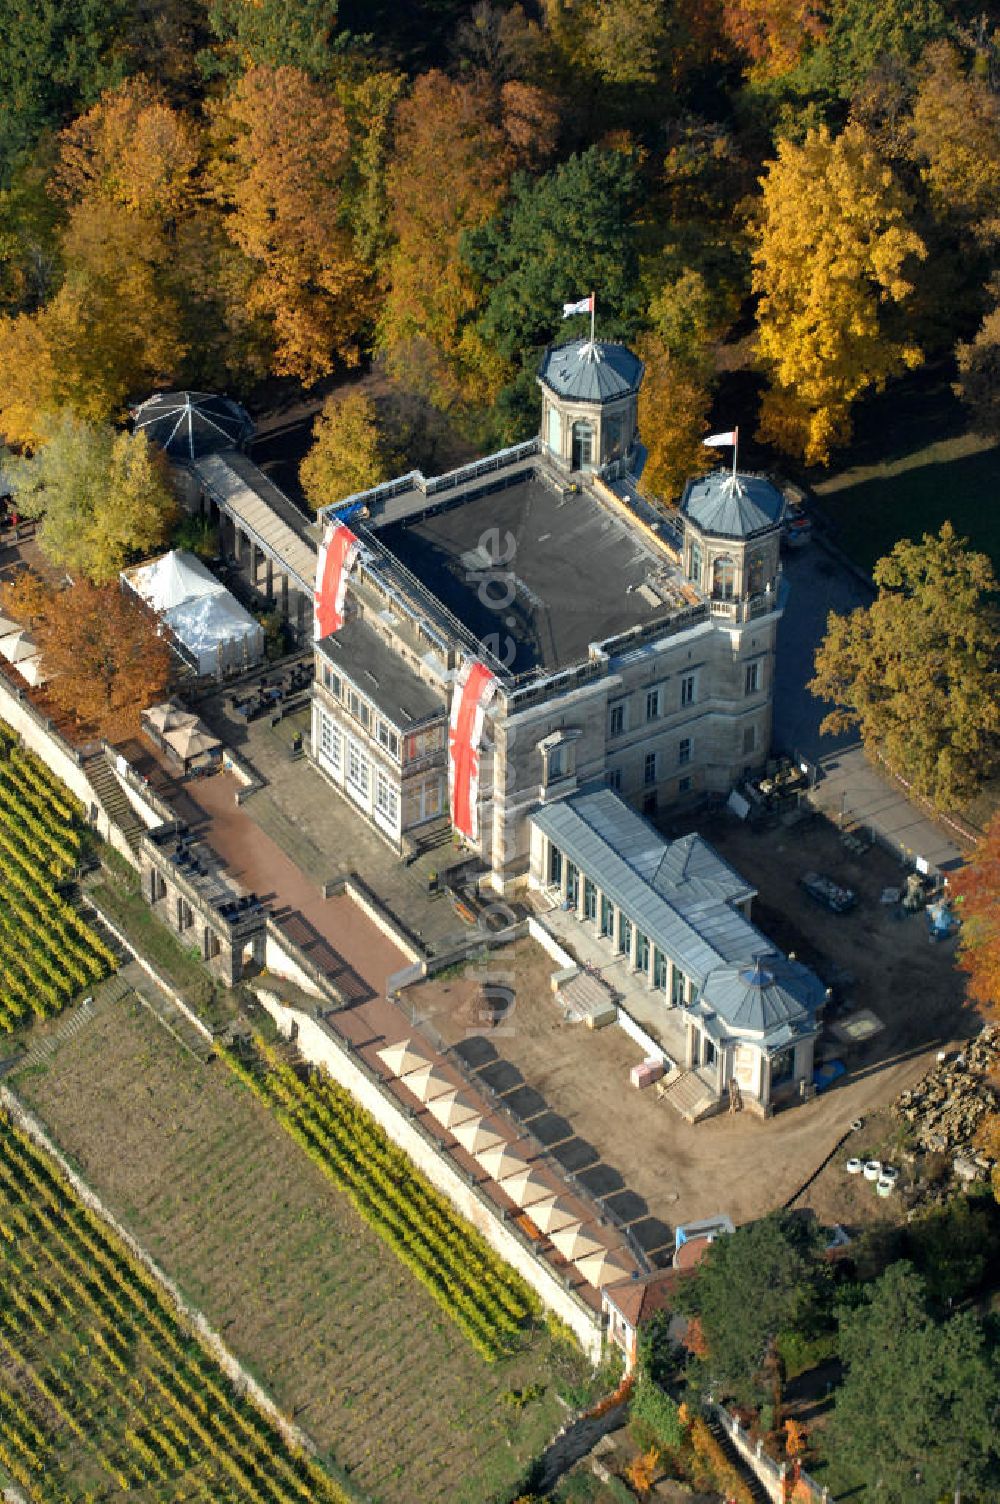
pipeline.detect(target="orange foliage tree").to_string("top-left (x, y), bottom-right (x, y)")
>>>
top-left (952, 815), bottom-right (1000, 1020)
top-left (1, 573), bottom-right (172, 740)
top-left (721, 0), bottom-right (825, 77)
top-left (379, 70), bottom-right (514, 408)
top-left (626, 1445), bottom-right (661, 1495)
top-left (53, 75), bottom-right (201, 223)
top-left (211, 65), bottom-right (369, 383)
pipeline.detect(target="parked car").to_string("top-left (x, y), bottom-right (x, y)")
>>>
top-left (783, 488), bottom-right (813, 551)
top-left (800, 871), bottom-right (857, 913)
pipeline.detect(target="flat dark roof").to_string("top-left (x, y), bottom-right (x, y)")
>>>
top-left (374, 474), bottom-right (675, 675)
top-left (318, 614), bottom-right (445, 728)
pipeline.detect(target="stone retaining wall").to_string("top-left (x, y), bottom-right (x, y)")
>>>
top-left (255, 989), bottom-right (605, 1361)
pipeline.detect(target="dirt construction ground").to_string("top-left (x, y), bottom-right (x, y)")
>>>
top-left (410, 810), bottom-right (976, 1252)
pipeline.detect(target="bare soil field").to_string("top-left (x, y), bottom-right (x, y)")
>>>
top-left (410, 812), bottom-right (974, 1245)
top-left (15, 994), bottom-right (587, 1504)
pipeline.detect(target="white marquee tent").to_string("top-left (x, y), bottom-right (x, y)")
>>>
top-left (123, 550), bottom-right (263, 676)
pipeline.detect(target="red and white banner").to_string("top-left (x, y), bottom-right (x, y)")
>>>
top-left (313, 520), bottom-right (359, 641)
top-left (448, 659), bottom-right (497, 842)
top-left (562, 293), bottom-right (594, 317)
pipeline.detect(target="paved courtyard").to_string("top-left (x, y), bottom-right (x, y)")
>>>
top-left (774, 543), bottom-right (966, 872)
top-left (193, 694), bottom-right (479, 959)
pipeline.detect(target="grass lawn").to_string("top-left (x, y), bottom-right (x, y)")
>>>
top-left (14, 995), bottom-right (589, 1504)
top-left (808, 364), bottom-right (1000, 575)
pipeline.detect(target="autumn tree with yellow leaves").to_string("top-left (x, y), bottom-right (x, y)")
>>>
top-left (378, 70), bottom-right (514, 411)
top-left (752, 124), bottom-right (926, 465)
top-left (1, 571), bottom-right (172, 741)
top-left (5, 415), bottom-right (177, 583)
top-left (211, 65), bottom-right (369, 383)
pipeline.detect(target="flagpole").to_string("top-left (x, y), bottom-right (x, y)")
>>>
top-left (732, 426), bottom-right (739, 485)
top-left (590, 291), bottom-right (595, 346)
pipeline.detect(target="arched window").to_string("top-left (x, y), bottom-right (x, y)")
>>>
top-left (712, 554), bottom-right (736, 600)
top-left (571, 421), bottom-right (594, 470)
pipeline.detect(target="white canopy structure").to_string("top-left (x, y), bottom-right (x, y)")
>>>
top-left (451, 1119), bottom-right (506, 1157)
top-left (377, 1038), bottom-right (434, 1077)
top-left (426, 1089), bottom-right (481, 1130)
top-left (0, 630), bottom-right (37, 664)
top-left (550, 1226), bottom-right (605, 1263)
top-left (573, 1248), bottom-right (635, 1288)
top-left (526, 1197), bottom-right (582, 1236)
top-left (475, 1143), bottom-right (530, 1182)
top-left (502, 1166), bottom-right (553, 1208)
top-left (122, 550), bottom-right (264, 676)
top-left (17, 656), bottom-right (47, 687)
top-left (403, 1062), bottom-right (454, 1103)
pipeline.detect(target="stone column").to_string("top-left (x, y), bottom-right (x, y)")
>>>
top-left (684, 1019), bottom-right (696, 1069)
top-left (280, 573), bottom-right (289, 618)
top-left (265, 556), bottom-right (274, 601)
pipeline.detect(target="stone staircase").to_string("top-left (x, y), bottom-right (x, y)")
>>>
top-left (17, 974), bottom-right (131, 1072)
top-left (658, 1066), bottom-right (719, 1123)
top-left (82, 750), bottom-right (146, 854)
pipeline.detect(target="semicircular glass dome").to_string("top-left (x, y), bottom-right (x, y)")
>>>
top-left (132, 391), bottom-right (254, 461)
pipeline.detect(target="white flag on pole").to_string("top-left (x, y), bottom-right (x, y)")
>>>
top-left (703, 430), bottom-right (737, 447)
top-left (562, 294), bottom-right (594, 317)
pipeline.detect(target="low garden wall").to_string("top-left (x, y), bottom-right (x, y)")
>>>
top-left (0, 675), bottom-right (135, 868)
top-left (255, 988), bottom-right (605, 1362)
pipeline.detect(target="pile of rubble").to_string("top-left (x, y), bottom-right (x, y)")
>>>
top-left (892, 1025), bottom-right (998, 1182)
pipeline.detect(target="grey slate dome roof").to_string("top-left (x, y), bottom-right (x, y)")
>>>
top-left (538, 340), bottom-right (644, 404)
top-left (132, 391), bottom-right (254, 462)
top-left (699, 953), bottom-right (826, 1038)
top-left (680, 471), bottom-right (785, 540)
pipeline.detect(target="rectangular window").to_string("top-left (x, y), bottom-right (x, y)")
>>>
top-left (322, 665), bottom-right (341, 698)
top-left (678, 738), bottom-right (692, 766)
top-left (653, 948), bottom-right (668, 990)
top-left (672, 967), bottom-right (686, 1007)
top-left (680, 674), bottom-right (696, 707)
top-left (377, 720), bottom-right (400, 758)
top-left (565, 860), bottom-right (579, 906)
top-left (743, 724), bottom-right (757, 755)
top-left (549, 843), bottom-right (563, 887)
top-left (689, 541), bottom-right (702, 585)
top-left (618, 914), bottom-right (633, 956)
top-left (375, 770), bottom-right (399, 823)
top-left (347, 740), bottom-right (370, 797)
top-left (745, 661), bottom-right (760, 696)
top-left (319, 712), bottom-right (341, 772)
top-left (547, 744), bottom-right (566, 781)
top-left (583, 877), bottom-right (597, 922)
top-left (644, 751), bottom-right (657, 787)
top-left (678, 775), bottom-right (692, 795)
top-left (609, 702), bottom-right (626, 738)
top-left (646, 688), bottom-right (660, 721)
top-left (606, 768), bottom-right (622, 793)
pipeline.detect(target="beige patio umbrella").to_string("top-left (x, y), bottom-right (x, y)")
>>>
top-left (525, 1196), bottom-right (582, 1236)
top-left (145, 702), bottom-right (198, 734)
top-left (475, 1142), bottom-right (530, 1182)
top-left (0, 629), bottom-right (36, 664)
top-left (377, 1038), bottom-right (434, 1077)
top-left (451, 1118), bottom-right (506, 1157)
top-left (17, 655), bottom-right (47, 687)
top-left (403, 1061), bottom-right (455, 1103)
top-left (550, 1225), bottom-right (606, 1263)
top-left (164, 723), bottom-right (221, 762)
top-left (573, 1248), bottom-right (636, 1289)
top-left (426, 1089), bottom-right (480, 1130)
top-left (502, 1166), bottom-right (553, 1208)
